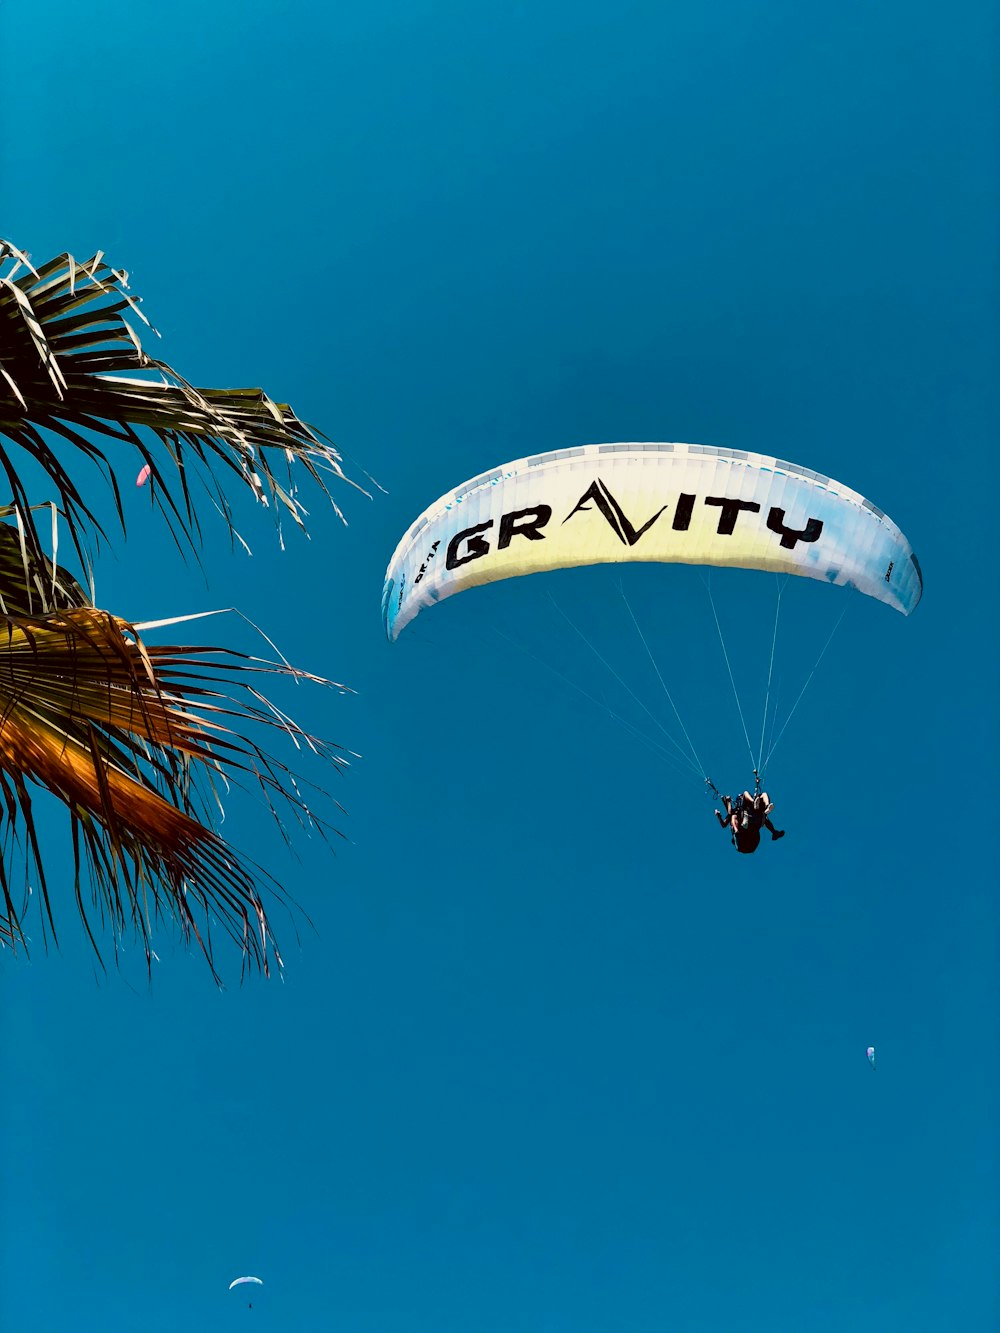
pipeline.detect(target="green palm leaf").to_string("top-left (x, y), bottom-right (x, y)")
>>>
top-left (0, 239), bottom-right (366, 571)
top-left (0, 504), bottom-right (91, 615)
top-left (0, 239), bottom-right (362, 976)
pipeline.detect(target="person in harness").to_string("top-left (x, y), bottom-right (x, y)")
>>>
top-left (714, 788), bottom-right (785, 854)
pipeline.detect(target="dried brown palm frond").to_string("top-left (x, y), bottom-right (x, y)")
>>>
top-left (0, 602), bottom-right (348, 979)
top-left (0, 239), bottom-right (368, 575)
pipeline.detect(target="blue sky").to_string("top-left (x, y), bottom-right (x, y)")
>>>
top-left (1, 1), bottom-right (997, 1329)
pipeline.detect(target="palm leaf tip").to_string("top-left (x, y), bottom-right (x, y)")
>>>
top-left (0, 238), bottom-right (370, 564)
top-left (0, 606), bottom-right (345, 978)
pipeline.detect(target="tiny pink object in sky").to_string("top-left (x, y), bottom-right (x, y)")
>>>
top-left (136, 463), bottom-right (152, 487)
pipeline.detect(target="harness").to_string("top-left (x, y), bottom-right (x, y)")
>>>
top-left (706, 773), bottom-right (764, 846)
top-left (705, 770), bottom-right (762, 811)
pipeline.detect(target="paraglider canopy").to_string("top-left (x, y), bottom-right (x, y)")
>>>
top-left (867, 1046), bottom-right (876, 1070)
top-left (229, 1276), bottom-right (263, 1290)
top-left (383, 441), bottom-right (922, 640)
top-left (382, 441), bottom-right (921, 810)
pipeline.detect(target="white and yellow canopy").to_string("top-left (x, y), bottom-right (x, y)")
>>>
top-left (383, 443), bottom-right (921, 640)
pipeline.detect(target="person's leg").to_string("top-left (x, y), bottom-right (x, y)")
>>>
top-left (764, 816), bottom-right (785, 840)
top-left (755, 789), bottom-right (783, 838)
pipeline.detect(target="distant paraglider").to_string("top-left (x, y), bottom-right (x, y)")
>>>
top-left (229, 1276), bottom-right (263, 1309)
top-left (136, 462), bottom-right (152, 487)
top-left (867, 1046), bottom-right (876, 1070)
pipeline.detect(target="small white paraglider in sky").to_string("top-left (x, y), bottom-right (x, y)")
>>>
top-left (229, 1276), bottom-right (263, 1310)
top-left (867, 1045), bottom-right (876, 1071)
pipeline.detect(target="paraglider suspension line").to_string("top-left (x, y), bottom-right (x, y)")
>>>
top-left (756, 576), bottom-right (786, 773)
top-left (616, 581), bottom-right (708, 781)
top-left (761, 603), bottom-right (849, 771)
top-left (545, 592), bottom-right (704, 777)
top-left (702, 575), bottom-right (757, 774)
top-left (488, 625), bottom-right (697, 779)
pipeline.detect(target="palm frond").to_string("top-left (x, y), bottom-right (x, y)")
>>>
top-left (0, 507), bottom-right (92, 616)
top-left (0, 605), bottom-right (348, 978)
top-left (0, 240), bottom-right (367, 569)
